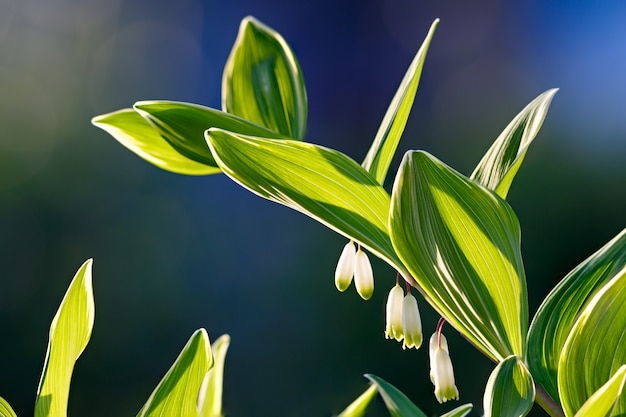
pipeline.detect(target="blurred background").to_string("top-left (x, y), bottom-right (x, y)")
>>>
top-left (0, 0), bottom-right (624, 416)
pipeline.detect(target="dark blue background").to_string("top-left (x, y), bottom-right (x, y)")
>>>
top-left (0, 0), bottom-right (624, 416)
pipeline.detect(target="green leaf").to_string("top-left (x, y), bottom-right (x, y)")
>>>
top-left (133, 101), bottom-right (285, 170)
top-left (35, 259), bottom-right (95, 417)
top-left (197, 335), bottom-right (230, 417)
top-left (362, 19), bottom-right (438, 185)
top-left (0, 397), bottom-right (17, 417)
top-left (470, 89), bottom-right (557, 198)
top-left (137, 329), bottom-right (213, 417)
top-left (557, 267), bottom-right (626, 417)
top-left (92, 109), bottom-right (218, 175)
top-left (574, 365), bottom-right (626, 417)
top-left (439, 403), bottom-right (473, 417)
top-left (222, 16), bottom-right (307, 139)
top-left (389, 150), bottom-right (527, 362)
top-left (206, 129), bottom-right (414, 284)
top-left (528, 229), bottom-right (626, 404)
top-left (365, 374), bottom-right (428, 417)
top-left (483, 355), bottom-right (535, 417)
top-left (336, 385), bottom-right (377, 417)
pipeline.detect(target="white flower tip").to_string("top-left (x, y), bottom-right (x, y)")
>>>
top-left (354, 248), bottom-right (374, 300)
top-left (335, 241), bottom-right (356, 292)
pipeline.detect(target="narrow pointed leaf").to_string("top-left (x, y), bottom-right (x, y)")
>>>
top-left (133, 101), bottom-right (285, 171)
top-left (222, 16), bottom-right (307, 139)
top-left (197, 335), bottom-right (230, 417)
top-left (440, 404), bottom-right (473, 417)
top-left (0, 397), bottom-right (17, 417)
top-left (365, 374), bottom-right (428, 417)
top-left (35, 259), bottom-right (95, 417)
top-left (137, 329), bottom-right (213, 417)
top-left (336, 385), bottom-right (377, 417)
top-left (92, 109), bottom-right (217, 175)
top-left (206, 129), bottom-right (414, 284)
top-left (390, 150), bottom-right (527, 362)
top-left (574, 365), bottom-right (626, 417)
top-left (470, 89), bottom-right (557, 198)
top-left (483, 355), bottom-right (535, 417)
top-left (557, 268), bottom-right (626, 417)
top-left (362, 19), bottom-right (438, 185)
top-left (528, 229), bottom-right (626, 404)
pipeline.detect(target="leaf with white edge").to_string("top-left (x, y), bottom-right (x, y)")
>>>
top-left (35, 259), bottom-right (95, 417)
top-left (439, 403), bottom-right (473, 417)
top-left (558, 268), bottom-right (626, 417)
top-left (361, 19), bottom-right (438, 185)
top-left (0, 397), bottom-right (17, 417)
top-left (336, 385), bottom-right (377, 417)
top-left (206, 129), bottom-right (414, 285)
top-left (483, 355), bottom-right (535, 417)
top-left (197, 335), bottom-right (230, 417)
top-left (365, 374), bottom-right (428, 417)
top-left (137, 329), bottom-right (213, 417)
top-left (222, 16), bottom-right (307, 139)
top-left (133, 101), bottom-right (285, 171)
top-left (470, 89), bottom-right (558, 198)
top-left (528, 229), bottom-right (626, 404)
top-left (389, 150), bottom-right (527, 362)
top-left (574, 365), bottom-right (626, 417)
top-left (92, 109), bottom-right (218, 175)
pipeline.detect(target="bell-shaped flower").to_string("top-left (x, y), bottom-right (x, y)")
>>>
top-left (429, 333), bottom-right (459, 403)
top-left (429, 333), bottom-right (449, 383)
top-left (353, 247), bottom-right (374, 300)
top-left (385, 284), bottom-right (404, 341)
top-left (335, 240), bottom-right (356, 292)
top-left (401, 292), bottom-right (422, 349)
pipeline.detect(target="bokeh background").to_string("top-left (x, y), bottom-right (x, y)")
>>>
top-left (0, 0), bottom-right (624, 416)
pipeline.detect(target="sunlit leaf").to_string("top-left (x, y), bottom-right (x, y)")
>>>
top-left (483, 355), bottom-right (535, 417)
top-left (197, 335), bottom-right (230, 417)
top-left (92, 109), bottom-right (218, 175)
top-left (574, 365), bottom-right (626, 417)
top-left (389, 150), bottom-right (527, 361)
top-left (137, 329), bottom-right (213, 417)
top-left (439, 403), bottom-right (473, 417)
top-left (528, 229), bottom-right (626, 404)
top-left (470, 89), bottom-right (557, 198)
top-left (557, 268), bottom-right (626, 417)
top-left (206, 129), bottom-right (414, 284)
top-left (0, 397), bottom-right (17, 417)
top-left (134, 101), bottom-right (285, 170)
top-left (365, 374), bottom-right (428, 417)
top-left (222, 16), bottom-right (307, 139)
top-left (336, 385), bottom-right (377, 417)
top-left (361, 19), bottom-right (438, 185)
top-left (35, 259), bottom-right (95, 417)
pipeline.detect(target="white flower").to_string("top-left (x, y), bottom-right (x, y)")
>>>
top-left (401, 293), bottom-right (422, 349)
top-left (429, 333), bottom-right (459, 403)
top-left (429, 333), bottom-right (449, 383)
top-left (335, 240), bottom-right (356, 292)
top-left (354, 247), bottom-right (374, 300)
top-left (385, 284), bottom-right (404, 341)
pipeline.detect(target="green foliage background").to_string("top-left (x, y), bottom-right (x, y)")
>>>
top-left (0, 1), bottom-right (624, 416)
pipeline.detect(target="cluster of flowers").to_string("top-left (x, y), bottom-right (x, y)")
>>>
top-left (335, 240), bottom-right (459, 403)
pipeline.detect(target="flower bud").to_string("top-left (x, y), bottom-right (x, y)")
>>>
top-left (429, 333), bottom-right (459, 403)
top-left (354, 248), bottom-right (374, 300)
top-left (385, 284), bottom-right (404, 341)
top-left (335, 240), bottom-right (356, 292)
top-left (401, 293), bottom-right (422, 349)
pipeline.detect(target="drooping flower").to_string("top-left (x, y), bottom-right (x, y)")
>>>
top-left (401, 292), bottom-right (422, 349)
top-left (354, 247), bottom-right (374, 300)
top-left (429, 332), bottom-right (459, 403)
top-left (385, 284), bottom-right (404, 341)
top-left (335, 240), bottom-right (356, 292)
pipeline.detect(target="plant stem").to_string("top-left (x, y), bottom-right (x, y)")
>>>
top-left (535, 383), bottom-right (565, 417)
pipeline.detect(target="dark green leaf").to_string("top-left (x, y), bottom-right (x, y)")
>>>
top-left (336, 385), bottom-right (377, 417)
top-left (365, 374), bottom-right (428, 417)
top-left (483, 355), bottom-right (535, 417)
